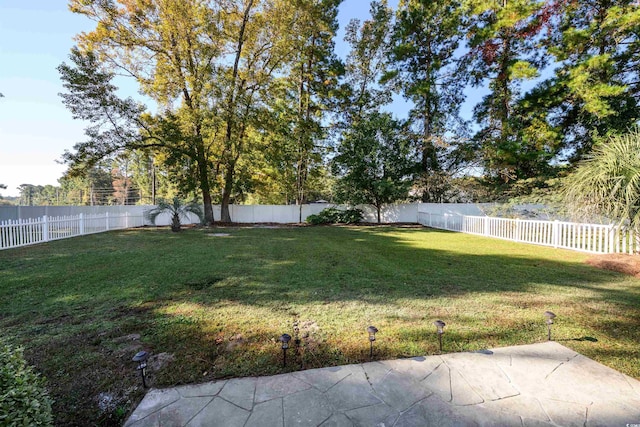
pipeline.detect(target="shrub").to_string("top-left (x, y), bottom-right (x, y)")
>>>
top-left (339, 208), bottom-right (364, 224)
top-left (306, 207), bottom-right (363, 225)
top-left (306, 207), bottom-right (340, 225)
top-left (0, 340), bottom-right (53, 426)
top-left (305, 214), bottom-right (324, 225)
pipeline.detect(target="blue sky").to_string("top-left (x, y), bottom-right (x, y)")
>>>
top-left (0, 0), bottom-right (409, 197)
top-left (0, 2), bottom-right (93, 196)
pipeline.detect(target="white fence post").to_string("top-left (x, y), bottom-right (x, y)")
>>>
top-left (18, 219), bottom-right (23, 246)
top-left (444, 214), bottom-right (448, 229)
top-left (607, 224), bottom-right (614, 254)
top-left (125, 212), bottom-right (129, 229)
top-left (106, 212), bottom-right (110, 231)
top-left (79, 213), bottom-right (85, 235)
top-left (552, 220), bottom-right (559, 248)
top-left (42, 215), bottom-right (49, 242)
top-left (484, 216), bottom-right (489, 236)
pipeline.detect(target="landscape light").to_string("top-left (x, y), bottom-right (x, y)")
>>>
top-left (132, 351), bottom-right (149, 388)
top-left (433, 320), bottom-right (446, 352)
top-left (544, 311), bottom-right (557, 341)
top-left (279, 333), bottom-right (291, 367)
top-left (293, 321), bottom-right (301, 350)
top-left (367, 326), bottom-right (378, 360)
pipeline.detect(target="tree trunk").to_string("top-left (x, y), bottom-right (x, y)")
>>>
top-left (220, 195), bottom-right (231, 223)
top-left (377, 204), bottom-right (381, 224)
top-left (421, 92), bottom-right (439, 203)
top-left (295, 36), bottom-right (316, 213)
top-left (220, 0), bottom-right (254, 225)
top-left (295, 62), bottom-right (306, 210)
top-left (220, 163), bottom-right (235, 223)
top-left (171, 212), bottom-right (181, 232)
top-left (197, 160), bottom-right (214, 225)
top-left (202, 186), bottom-right (214, 225)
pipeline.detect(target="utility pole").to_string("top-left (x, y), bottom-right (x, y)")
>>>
top-left (152, 165), bottom-right (156, 205)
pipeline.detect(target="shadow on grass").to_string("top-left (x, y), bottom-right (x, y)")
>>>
top-left (1, 226), bottom-right (639, 426)
top-left (3, 226), bottom-right (637, 307)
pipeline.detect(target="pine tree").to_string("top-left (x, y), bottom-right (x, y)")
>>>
top-left (387, 0), bottom-right (466, 201)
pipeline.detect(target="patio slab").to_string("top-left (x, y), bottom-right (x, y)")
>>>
top-left (125, 342), bottom-right (640, 427)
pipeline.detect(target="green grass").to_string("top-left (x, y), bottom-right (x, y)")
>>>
top-left (1, 225), bottom-right (639, 425)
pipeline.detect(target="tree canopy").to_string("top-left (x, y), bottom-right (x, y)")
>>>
top-left (333, 112), bottom-right (414, 222)
top-left (55, 0), bottom-right (640, 214)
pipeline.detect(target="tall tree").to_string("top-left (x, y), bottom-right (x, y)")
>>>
top-left (341, 0), bottom-right (393, 123)
top-left (246, 0), bottom-right (343, 217)
top-left (216, 0), bottom-right (259, 222)
top-left (332, 1), bottom-right (415, 221)
top-left (66, 0), bottom-right (319, 223)
top-left (17, 184), bottom-right (35, 206)
top-left (64, 0), bottom-right (220, 222)
top-left (542, 0), bottom-right (640, 160)
top-left (466, 0), bottom-right (548, 184)
top-left (333, 112), bottom-right (414, 223)
top-left (213, 0), bottom-right (307, 222)
top-left (386, 0), bottom-right (466, 201)
top-left (287, 0), bottom-right (342, 221)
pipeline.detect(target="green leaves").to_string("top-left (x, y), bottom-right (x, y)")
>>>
top-left (306, 207), bottom-right (363, 224)
top-left (333, 112), bottom-right (415, 222)
top-left (342, 0), bottom-right (393, 123)
top-left (0, 339), bottom-right (53, 426)
top-left (564, 128), bottom-right (640, 228)
top-left (566, 54), bottom-right (626, 118)
top-left (145, 196), bottom-right (204, 231)
top-left (60, 0), bottom-right (640, 206)
top-left (542, 0), bottom-right (640, 161)
top-left (509, 60), bottom-right (539, 80)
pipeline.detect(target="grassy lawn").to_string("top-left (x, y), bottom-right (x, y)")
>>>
top-left (1, 225), bottom-right (639, 425)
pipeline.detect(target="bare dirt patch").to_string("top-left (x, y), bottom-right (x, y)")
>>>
top-left (586, 253), bottom-right (640, 277)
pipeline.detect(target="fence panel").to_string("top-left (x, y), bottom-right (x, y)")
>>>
top-left (0, 213), bottom-right (145, 251)
top-left (418, 212), bottom-right (636, 254)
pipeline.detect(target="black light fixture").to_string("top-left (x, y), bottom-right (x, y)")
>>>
top-left (367, 326), bottom-right (378, 360)
top-left (279, 333), bottom-right (291, 367)
top-left (293, 321), bottom-right (301, 352)
top-left (132, 351), bottom-right (149, 388)
top-left (433, 320), bottom-right (446, 352)
top-left (544, 311), bottom-right (556, 341)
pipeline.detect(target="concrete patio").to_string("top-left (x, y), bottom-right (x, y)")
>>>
top-left (125, 341), bottom-right (640, 426)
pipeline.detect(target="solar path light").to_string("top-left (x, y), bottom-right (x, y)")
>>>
top-left (279, 334), bottom-right (291, 367)
top-left (367, 326), bottom-right (378, 360)
top-left (132, 351), bottom-right (149, 388)
top-left (544, 311), bottom-right (556, 341)
top-left (433, 320), bottom-right (446, 352)
top-left (293, 321), bottom-right (301, 351)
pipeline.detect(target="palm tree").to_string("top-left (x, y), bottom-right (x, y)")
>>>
top-left (145, 197), bottom-right (204, 232)
top-left (563, 128), bottom-right (640, 229)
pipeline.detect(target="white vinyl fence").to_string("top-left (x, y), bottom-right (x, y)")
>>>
top-left (0, 213), bottom-right (145, 250)
top-left (419, 212), bottom-right (639, 254)
top-left (7, 203), bottom-right (634, 254)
